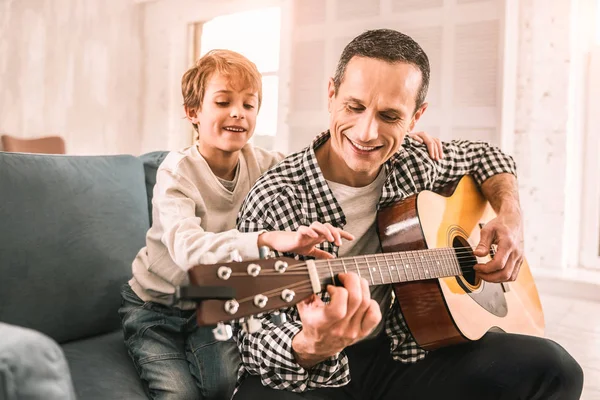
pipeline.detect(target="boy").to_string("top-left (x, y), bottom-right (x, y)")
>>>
top-left (119, 49), bottom-right (441, 400)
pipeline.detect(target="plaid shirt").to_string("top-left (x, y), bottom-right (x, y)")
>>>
top-left (234, 131), bottom-right (517, 392)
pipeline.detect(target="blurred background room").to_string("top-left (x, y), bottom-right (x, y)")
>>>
top-left (1, 0), bottom-right (599, 398)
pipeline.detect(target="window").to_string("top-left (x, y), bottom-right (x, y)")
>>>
top-left (194, 7), bottom-right (281, 147)
top-left (579, 0), bottom-right (600, 269)
top-left (597, 0), bottom-right (600, 45)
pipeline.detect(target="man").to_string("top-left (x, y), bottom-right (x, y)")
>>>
top-left (232, 29), bottom-right (583, 399)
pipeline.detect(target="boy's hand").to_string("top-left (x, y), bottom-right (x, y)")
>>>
top-left (408, 131), bottom-right (443, 160)
top-left (258, 222), bottom-right (354, 259)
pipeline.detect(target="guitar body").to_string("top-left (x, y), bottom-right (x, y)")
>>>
top-left (378, 175), bottom-right (545, 350)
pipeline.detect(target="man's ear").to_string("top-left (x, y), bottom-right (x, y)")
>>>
top-left (327, 78), bottom-right (336, 113)
top-left (409, 102), bottom-right (428, 132)
top-left (185, 105), bottom-right (200, 124)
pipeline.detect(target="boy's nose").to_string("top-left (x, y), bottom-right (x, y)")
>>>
top-left (230, 107), bottom-right (244, 119)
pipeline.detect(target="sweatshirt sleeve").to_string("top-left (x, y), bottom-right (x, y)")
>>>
top-left (152, 168), bottom-right (263, 269)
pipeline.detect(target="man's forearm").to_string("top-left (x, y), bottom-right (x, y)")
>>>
top-left (480, 173), bottom-right (521, 215)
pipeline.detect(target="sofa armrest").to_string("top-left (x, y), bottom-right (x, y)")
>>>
top-left (0, 323), bottom-right (76, 400)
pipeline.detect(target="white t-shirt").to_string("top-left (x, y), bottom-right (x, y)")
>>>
top-left (326, 168), bottom-right (392, 339)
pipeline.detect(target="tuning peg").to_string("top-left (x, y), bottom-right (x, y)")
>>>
top-left (259, 246), bottom-right (271, 259)
top-left (242, 316), bottom-right (262, 334)
top-left (271, 311), bottom-right (287, 325)
top-left (212, 322), bottom-right (233, 341)
top-left (230, 249), bottom-right (242, 262)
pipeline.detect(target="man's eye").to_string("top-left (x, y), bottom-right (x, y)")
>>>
top-left (380, 114), bottom-right (399, 122)
top-left (216, 102), bottom-right (229, 107)
top-left (347, 105), bottom-right (363, 112)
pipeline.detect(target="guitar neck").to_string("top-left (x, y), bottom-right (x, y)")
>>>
top-left (313, 248), bottom-right (463, 287)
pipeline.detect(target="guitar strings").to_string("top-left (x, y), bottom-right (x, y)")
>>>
top-left (263, 246), bottom-right (497, 273)
top-left (222, 246), bottom-right (504, 307)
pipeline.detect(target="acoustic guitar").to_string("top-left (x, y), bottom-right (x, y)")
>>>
top-left (187, 175), bottom-right (545, 350)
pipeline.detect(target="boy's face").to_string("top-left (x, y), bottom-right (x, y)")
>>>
top-left (187, 73), bottom-right (259, 154)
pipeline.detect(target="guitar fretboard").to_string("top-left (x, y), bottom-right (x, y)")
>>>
top-left (314, 248), bottom-right (462, 286)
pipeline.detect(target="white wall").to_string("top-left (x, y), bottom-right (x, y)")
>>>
top-left (513, 0), bottom-right (596, 271)
top-left (0, 0), bottom-right (143, 155)
top-left (283, 0), bottom-right (512, 153)
top-left (281, 0), bottom-right (596, 272)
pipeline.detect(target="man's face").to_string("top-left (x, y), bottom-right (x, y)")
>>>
top-left (326, 56), bottom-right (427, 185)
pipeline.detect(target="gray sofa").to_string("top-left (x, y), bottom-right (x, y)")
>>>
top-left (0, 150), bottom-right (168, 399)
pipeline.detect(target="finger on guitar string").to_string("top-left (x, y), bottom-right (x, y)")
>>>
top-left (474, 236), bottom-right (511, 275)
top-left (476, 252), bottom-right (519, 283)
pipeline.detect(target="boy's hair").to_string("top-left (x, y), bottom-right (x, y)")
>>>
top-left (182, 49), bottom-right (263, 133)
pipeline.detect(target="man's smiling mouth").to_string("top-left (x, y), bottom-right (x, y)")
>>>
top-left (347, 137), bottom-right (381, 152)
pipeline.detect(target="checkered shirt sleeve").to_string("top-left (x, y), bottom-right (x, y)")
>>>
top-left (385, 137), bottom-right (517, 204)
top-left (233, 152), bottom-right (351, 392)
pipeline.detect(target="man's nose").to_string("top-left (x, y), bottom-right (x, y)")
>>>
top-left (356, 114), bottom-right (378, 142)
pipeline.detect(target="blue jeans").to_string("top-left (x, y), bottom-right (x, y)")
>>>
top-left (0, 323), bottom-right (76, 400)
top-left (119, 284), bottom-right (240, 400)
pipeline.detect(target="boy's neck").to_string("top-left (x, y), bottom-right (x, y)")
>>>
top-left (196, 144), bottom-right (240, 181)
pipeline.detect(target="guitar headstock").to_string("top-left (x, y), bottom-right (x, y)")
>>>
top-left (188, 256), bottom-right (315, 326)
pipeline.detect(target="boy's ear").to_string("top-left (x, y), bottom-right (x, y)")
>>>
top-left (185, 105), bottom-right (200, 124)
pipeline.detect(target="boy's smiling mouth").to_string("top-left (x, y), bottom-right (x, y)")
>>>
top-left (223, 126), bottom-right (246, 132)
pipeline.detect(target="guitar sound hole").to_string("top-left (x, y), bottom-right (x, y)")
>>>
top-left (453, 237), bottom-right (478, 286)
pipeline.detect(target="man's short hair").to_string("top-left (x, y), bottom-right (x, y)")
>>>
top-left (181, 49), bottom-right (263, 132)
top-left (333, 29), bottom-right (430, 112)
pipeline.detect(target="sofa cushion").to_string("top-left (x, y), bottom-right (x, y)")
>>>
top-left (0, 152), bottom-right (149, 343)
top-left (62, 330), bottom-right (147, 400)
top-left (138, 151), bottom-right (169, 226)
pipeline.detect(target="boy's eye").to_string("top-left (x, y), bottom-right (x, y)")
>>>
top-left (244, 104), bottom-right (255, 110)
top-left (216, 102), bottom-right (229, 107)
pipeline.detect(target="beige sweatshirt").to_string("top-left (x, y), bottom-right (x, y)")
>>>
top-left (129, 143), bottom-right (284, 309)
